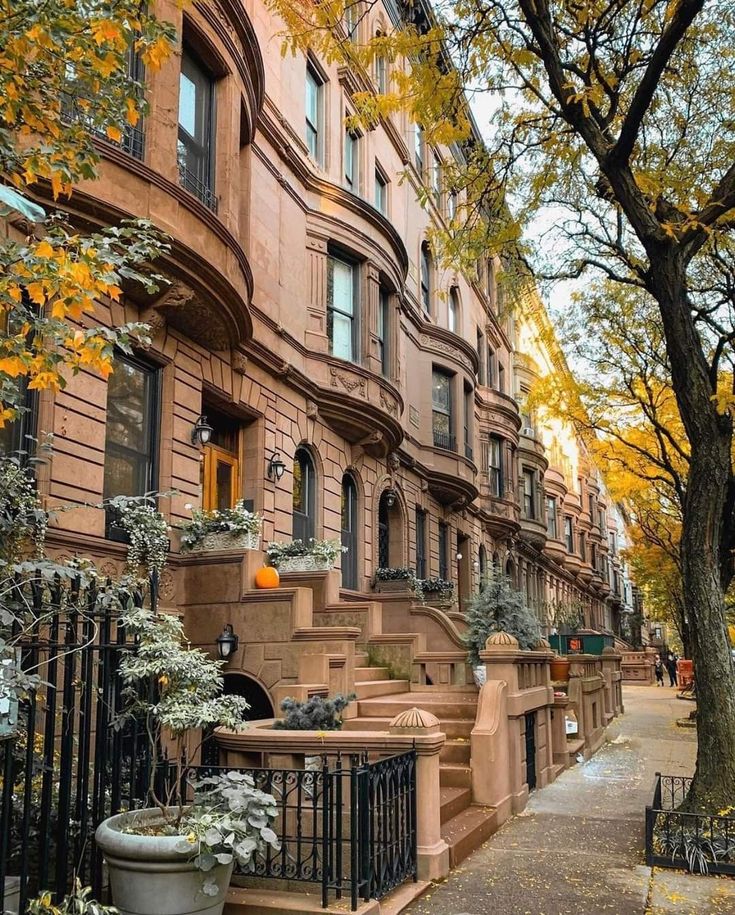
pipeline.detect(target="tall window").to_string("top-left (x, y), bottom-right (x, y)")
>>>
top-left (377, 288), bottom-right (390, 377)
top-left (591, 542), bottom-right (598, 571)
top-left (374, 166), bottom-right (388, 214)
top-left (415, 508), bottom-right (427, 579)
top-left (344, 128), bottom-right (359, 192)
top-left (414, 124), bottom-right (424, 172)
top-left (489, 436), bottom-right (503, 497)
top-left (463, 383), bottom-right (473, 460)
top-left (598, 506), bottom-right (606, 531)
top-left (103, 354), bottom-right (159, 508)
top-left (546, 496), bottom-right (558, 538)
top-left (523, 468), bottom-right (536, 519)
top-left (579, 530), bottom-right (587, 562)
top-left (447, 190), bottom-right (457, 222)
top-left (293, 448), bottom-right (316, 541)
top-left (438, 522), bottom-right (449, 580)
top-left (420, 242), bottom-right (432, 314)
top-left (564, 516), bottom-right (574, 553)
top-left (327, 255), bottom-right (357, 361)
top-left (487, 345), bottom-right (495, 388)
top-left (341, 474), bottom-right (358, 590)
top-left (448, 288), bottom-right (459, 333)
top-left (431, 152), bottom-right (441, 207)
top-left (374, 33), bottom-right (388, 93)
top-left (305, 65), bottom-right (323, 162)
top-left (476, 329), bottom-right (486, 385)
top-left (432, 368), bottom-right (453, 450)
top-left (498, 362), bottom-right (505, 393)
top-left (588, 492), bottom-right (595, 517)
top-left (343, 2), bottom-right (359, 40)
top-left (610, 531), bottom-right (617, 555)
top-left (178, 47), bottom-right (216, 210)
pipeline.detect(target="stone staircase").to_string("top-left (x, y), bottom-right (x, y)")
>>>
top-left (348, 652), bottom-right (497, 867)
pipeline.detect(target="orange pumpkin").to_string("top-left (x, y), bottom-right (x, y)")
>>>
top-left (254, 565), bottom-right (280, 589)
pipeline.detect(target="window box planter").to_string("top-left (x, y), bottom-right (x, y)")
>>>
top-left (373, 578), bottom-right (417, 593)
top-left (198, 530), bottom-right (261, 552)
top-left (275, 555), bottom-right (333, 573)
top-left (372, 568), bottom-right (418, 593)
top-left (419, 579), bottom-right (455, 607)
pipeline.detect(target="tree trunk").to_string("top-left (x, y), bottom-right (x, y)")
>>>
top-left (649, 257), bottom-right (735, 813)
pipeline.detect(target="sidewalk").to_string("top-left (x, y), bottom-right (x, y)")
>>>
top-left (405, 686), bottom-right (735, 915)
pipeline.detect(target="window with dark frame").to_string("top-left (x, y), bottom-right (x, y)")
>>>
top-left (564, 515), bottom-right (574, 553)
top-left (344, 127), bottom-right (359, 192)
top-left (476, 328), bottom-right (486, 385)
top-left (463, 383), bottom-right (473, 461)
top-left (305, 64), bottom-right (323, 163)
top-left (489, 436), bottom-right (503, 497)
top-left (522, 468), bottom-right (536, 519)
top-left (579, 530), bottom-right (587, 562)
top-left (487, 344), bottom-right (495, 388)
top-left (374, 166), bottom-right (388, 214)
top-left (497, 361), bottom-right (505, 393)
top-left (178, 45), bottom-right (217, 211)
top-left (414, 124), bottom-right (424, 172)
top-left (415, 507), bottom-right (427, 579)
top-left (103, 353), bottom-right (160, 534)
top-left (293, 447), bottom-right (316, 542)
top-left (377, 288), bottom-right (390, 377)
top-left (432, 368), bottom-right (453, 450)
top-left (546, 495), bottom-right (557, 538)
top-left (420, 242), bottom-right (432, 314)
top-left (448, 287), bottom-right (459, 333)
top-left (438, 521), bottom-right (449, 580)
top-left (327, 254), bottom-right (358, 362)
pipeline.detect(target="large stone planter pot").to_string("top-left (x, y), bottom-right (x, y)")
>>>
top-left (95, 809), bottom-right (233, 915)
top-left (275, 555), bottom-right (332, 573)
top-left (198, 530), bottom-right (260, 552)
top-left (550, 657), bottom-right (571, 682)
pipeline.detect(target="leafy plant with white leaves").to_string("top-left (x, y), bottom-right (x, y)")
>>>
top-left (0, 453), bottom-right (48, 564)
top-left (108, 495), bottom-right (170, 581)
top-left (265, 538), bottom-right (345, 566)
top-left (173, 771), bottom-right (279, 896)
top-left (180, 501), bottom-right (262, 551)
top-left (27, 880), bottom-right (118, 915)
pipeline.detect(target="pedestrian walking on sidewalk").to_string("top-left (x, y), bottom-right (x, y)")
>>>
top-left (654, 654), bottom-right (664, 686)
top-left (666, 652), bottom-right (678, 687)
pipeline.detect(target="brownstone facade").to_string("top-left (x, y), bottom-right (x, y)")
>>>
top-left (4, 0), bottom-right (636, 644)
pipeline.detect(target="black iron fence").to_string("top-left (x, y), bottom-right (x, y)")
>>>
top-left (174, 751), bottom-right (417, 911)
top-left (645, 773), bottom-right (735, 875)
top-left (0, 573), bottom-right (154, 914)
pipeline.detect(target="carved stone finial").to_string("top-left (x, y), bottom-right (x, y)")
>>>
top-left (485, 631), bottom-right (519, 650)
top-left (534, 637), bottom-right (551, 650)
top-left (389, 707), bottom-right (440, 733)
top-left (601, 645), bottom-right (617, 655)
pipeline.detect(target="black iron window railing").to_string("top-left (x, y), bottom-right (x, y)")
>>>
top-left (62, 96), bottom-right (145, 161)
top-left (433, 430), bottom-right (456, 451)
top-left (166, 752), bottom-right (417, 910)
top-left (178, 162), bottom-right (218, 213)
top-left (645, 773), bottom-right (735, 876)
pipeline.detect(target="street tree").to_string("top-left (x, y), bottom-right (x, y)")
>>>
top-left (0, 0), bottom-right (176, 425)
top-left (270, 0), bottom-right (735, 811)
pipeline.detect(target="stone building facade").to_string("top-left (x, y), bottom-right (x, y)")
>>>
top-left (3, 0), bottom-right (636, 640)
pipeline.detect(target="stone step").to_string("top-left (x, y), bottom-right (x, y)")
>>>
top-left (354, 679), bottom-right (410, 700)
top-left (354, 666), bottom-right (392, 682)
top-left (225, 887), bottom-right (379, 914)
top-left (379, 879), bottom-right (432, 914)
top-left (347, 713), bottom-right (475, 739)
top-left (441, 804), bottom-right (498, 869)
top-left (440, 786), bottom-right (471, 824)
top-left (439, 764), bottom-right (471, 788)
top-left (440, 739), bottom-right (471, 764)
top-left (355, 692), bottom-right (478, 720)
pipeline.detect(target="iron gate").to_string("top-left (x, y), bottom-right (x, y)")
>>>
top-left (524, 711), bottom-right (537, 791)
top-left (0, 572), bottom-right (155, 914)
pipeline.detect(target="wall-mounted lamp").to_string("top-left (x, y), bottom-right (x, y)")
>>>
top-left (383, 488), bottom-right (397, 508)
top-left (267, 452), bottom-right (287, 482)
top-left (191, 414), bottom-right (213, 447)
top-left (216, 623), bottom-right (239, 661)
top-left (456, 552), bottom-right (463, 561)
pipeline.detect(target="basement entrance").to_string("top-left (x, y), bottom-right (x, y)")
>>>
top-left (525, 711), bottom-right (537, 791)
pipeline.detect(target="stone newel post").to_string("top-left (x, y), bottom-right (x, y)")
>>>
top-left (389, 708), bottom-right (449, 881)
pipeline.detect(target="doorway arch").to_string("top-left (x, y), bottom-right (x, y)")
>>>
top-left (341, 473), bottom-right (359, 589)
top-left (377, 488), bottom-right (405, 568)
top-left (293, 447), bottom-right (316, 541)
top-left (223, 673), bottom-right (275, 720)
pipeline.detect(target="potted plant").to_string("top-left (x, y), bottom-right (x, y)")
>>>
top-left (180, 501), bottom-right (263, 552)
top-left (266, 538), bottom-right (345, 573)
top-left (27, 880), bottom-right (118, 915)
top-left (545, 599), bottom-right (585, 682)
top-left (372, 567), bottom-right (419, 593)
top-left (418, 577), bottom-right (455, 607)
top-left (95, 607), bottom-right (279, 915)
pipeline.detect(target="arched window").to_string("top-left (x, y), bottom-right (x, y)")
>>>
top-left (478, 544), bottom-right (487, 588)
top-left (293, 447), bottom-right (316, 541)
top-left (448, 287), bottom-right (460, 334)
top-left (341, 474), bottom-right (359, 590)
top-left (374, 30), bottom-right (388, 93)
top-left (420, 242), bottom-right (432, 314)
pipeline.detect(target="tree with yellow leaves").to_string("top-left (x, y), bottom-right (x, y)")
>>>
top-left (269, 0), bottom-right (735, 812)
top-left (0, 0), bottom-right (176, 425)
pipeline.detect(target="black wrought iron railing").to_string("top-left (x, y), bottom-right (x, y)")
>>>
top-left (433, 430), bottom-right (456, 451)
top-left (179, 163), bottom-right (218, 213)
top-left (645, 773), bottom-right (735, 876)
top-left (172, 751), bottom-right (417, 910)
top-left (62, 97), bottom-right (145, 160)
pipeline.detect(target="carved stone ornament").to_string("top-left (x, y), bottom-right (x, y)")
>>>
top-left (379, 389), bottom-right (398, 416)
top-left (231, 351), bottom-right (248, 375)
top-left (485, 631), bottom-right (519, 649)
top-left (329, 366), bottom-right (366, 396)
top-left (387, 452), bottom-right (401, 472)
top-left (306, 399), bottom-right (319, 419)
top-left (139, 306), bottom-right (166, 338)
top-left (419, 333), bottom-right (473, 372)
top-left (389, 707), bottom-right (440, 730)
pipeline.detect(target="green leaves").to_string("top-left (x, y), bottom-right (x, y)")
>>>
top-left (0, 185), bottom-right (46, 221)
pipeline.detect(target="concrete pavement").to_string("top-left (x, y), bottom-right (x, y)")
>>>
top-left (405, 685), bottom-right (735, 915)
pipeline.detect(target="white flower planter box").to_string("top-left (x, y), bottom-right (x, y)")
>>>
top-left (276, 555), bottom-right (333, 573)
top-left (198, 530), bottom-right (261, 552)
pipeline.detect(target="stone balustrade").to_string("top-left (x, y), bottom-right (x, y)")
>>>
top-left (621, 648), bottom-right (657, 685)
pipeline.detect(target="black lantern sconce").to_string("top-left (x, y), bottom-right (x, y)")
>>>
top-left (191, 414), bottom-right (214, 447)
top-left (216, 623), bottom-right (239, 661)
top-left (383, 488), bottom-right (397, 508)
top-left (267, 452), bottom-right (287, 482)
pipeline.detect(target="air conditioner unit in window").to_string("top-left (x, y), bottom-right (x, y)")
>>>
top-left (521, 426), bottom-right (535, 436)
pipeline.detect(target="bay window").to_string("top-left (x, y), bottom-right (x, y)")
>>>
top-left (327, 255), bottom-right (358, 362)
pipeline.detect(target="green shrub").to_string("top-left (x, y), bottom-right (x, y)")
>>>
top-left (464, 573), bottom-right (541, 666)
